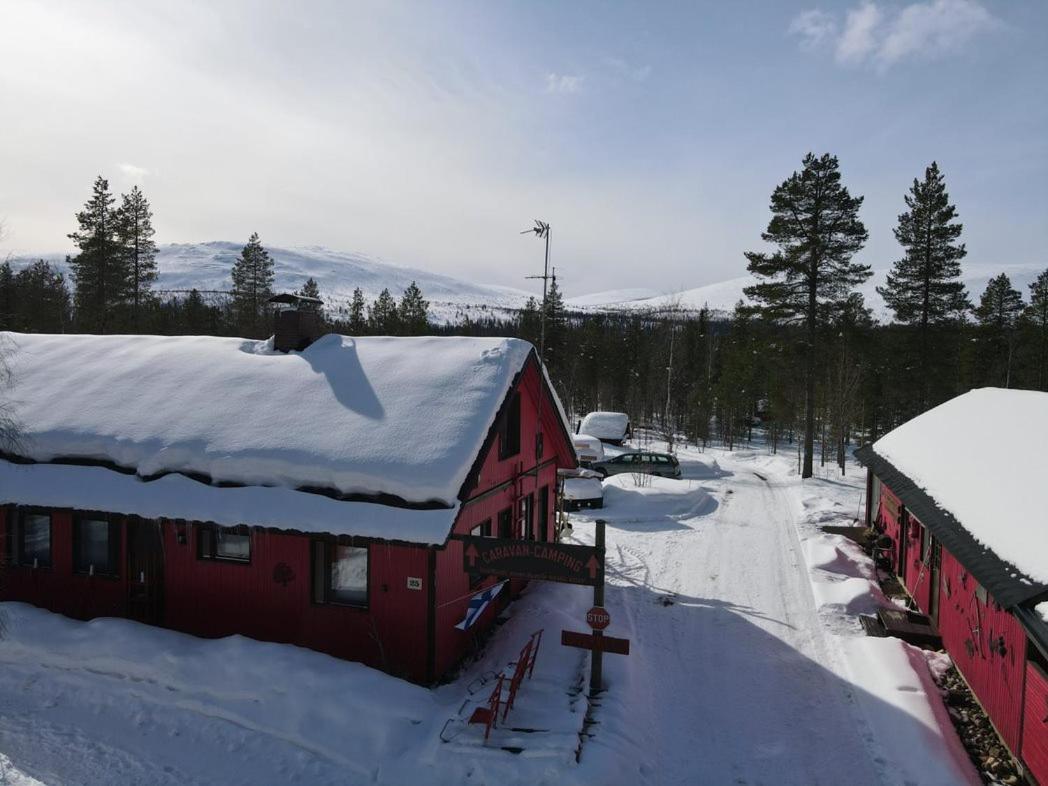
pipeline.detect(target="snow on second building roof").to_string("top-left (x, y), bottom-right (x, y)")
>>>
top-left (873, 388), bottom-right (1048, 586)
top-left (578, 411), bottom-right (630, 441)
top-left (4, 332), bottom-right (538, 508)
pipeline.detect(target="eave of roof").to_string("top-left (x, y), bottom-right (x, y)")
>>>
top-left (855, 444), bottom-right (1048, 611)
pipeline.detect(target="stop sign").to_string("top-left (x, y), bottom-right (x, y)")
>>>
top-left (586, 606), bottom-right (611, 631)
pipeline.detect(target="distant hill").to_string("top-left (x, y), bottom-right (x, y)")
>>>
top-left (9, 242), bottom-right (533, 323)
top-left (565, 263), bottom-right (1047, 321)
top-left (9, 242), bottom-right (1045, 324)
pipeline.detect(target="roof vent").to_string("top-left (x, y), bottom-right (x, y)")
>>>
top-left (268, 293), bottom-right (325, 352)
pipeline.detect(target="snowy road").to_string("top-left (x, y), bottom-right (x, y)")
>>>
top-left (0, 444), bottom-right (977, 786)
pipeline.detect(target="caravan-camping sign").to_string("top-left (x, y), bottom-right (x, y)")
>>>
top-left (460, 537), bottom-right (602, 586)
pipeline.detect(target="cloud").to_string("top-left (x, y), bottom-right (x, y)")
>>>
top-left (877, 0), bottom-right (997, 67)
top-left (790, 0), bottom-right (998, 69)
top-left (117, 162), bottom-right (151, 181)
top-left (602, 57), bottom-right (653, 82)
top-left (544, 72), bottom-right (584, 94)
top-left (836, 3), bottom-right (882, 63)
top-left (788, 9), bottom-right (838, 51)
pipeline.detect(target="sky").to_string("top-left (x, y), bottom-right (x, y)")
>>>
top-left (1, 0), bottom-right (1045, 296)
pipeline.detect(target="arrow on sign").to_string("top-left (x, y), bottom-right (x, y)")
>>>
top-left (464, 543), bottom-right (479, 568)
top-left (587, 555), bottom-right (600, 580)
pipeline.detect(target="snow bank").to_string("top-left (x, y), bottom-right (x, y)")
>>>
top-left (0, 460), bottom-right (456, 543)
top-left (837, 637), bottom-right (980, 786)
top-left (873, 388), bottom-right (1048, 584)
top-left (5, 332), bottom-right (538, 507)
top-left (578, 412), bottom-right (629, 441)
top-left (594, 475), bottom-right (715, 522)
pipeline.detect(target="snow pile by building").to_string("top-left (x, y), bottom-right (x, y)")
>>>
top-left (872, 387), bottom-right (1048, 584)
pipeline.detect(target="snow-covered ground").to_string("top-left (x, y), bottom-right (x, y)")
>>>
top-left (0, 439), bottom-right (978, 785)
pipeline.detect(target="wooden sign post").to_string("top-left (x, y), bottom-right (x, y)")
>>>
top-left (558, 519), bottom-right (630, 696)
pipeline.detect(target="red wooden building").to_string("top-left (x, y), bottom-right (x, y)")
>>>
top-left (0, 315), bottom-right (576, 684)
top-left (856, 388), bottom-right (1048, 784)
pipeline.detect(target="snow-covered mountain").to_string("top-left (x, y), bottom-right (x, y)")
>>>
top-left (565, 263), bottom-right (1047, 321)
top-left (11, 241), bottom-right (1045, 324)
top-left (11, 242), bottom-right (534, 323)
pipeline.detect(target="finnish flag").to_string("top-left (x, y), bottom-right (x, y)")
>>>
top-left (456, 581), bottom-right (507, 630)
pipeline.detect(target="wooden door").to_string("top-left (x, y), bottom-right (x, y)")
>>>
top-left (127, 518), bottom-right (164, 625)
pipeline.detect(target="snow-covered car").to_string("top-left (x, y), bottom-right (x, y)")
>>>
top-left (560, 468), bottom-right (604, 511)
top-left (577, 411), bottom-right (631, 445)
top-left (572, 434), bottom-right (606, 466)
top-left (590, 451), bottom-right (681, 479)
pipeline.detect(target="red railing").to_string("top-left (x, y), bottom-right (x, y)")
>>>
top-left (466, 629), bottom-right (543, 741)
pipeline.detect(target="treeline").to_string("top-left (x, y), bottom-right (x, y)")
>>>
top-left (3, 162), bottom-right (1047, 478)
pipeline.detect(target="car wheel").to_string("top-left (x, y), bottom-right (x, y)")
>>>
top-left (596, 468), bottom-right (608, 478)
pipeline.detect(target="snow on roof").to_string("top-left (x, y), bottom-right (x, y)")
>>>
top-left (4, 332), bottom-right (539, 508)
top-left (873, 388), bottom-right (1048, 585)
top-left (1039, 602), bottom-right (1048, 625)
top-left (0, 460), bottom-right (456, 543)
top-left (578, 411), bottom-right (630, 441)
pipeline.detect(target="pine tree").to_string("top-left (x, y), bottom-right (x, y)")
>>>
top-left (367, 288), bottom-right (398, 334)
top-left (298, 277), bottom-right (321, 300)
top-left (230, 232), bottom-right (275, 337)
top-left (115, 186), bottom-right (158, 331)
top-left (744, 153), bottom-right (869, 478)
top-left (1024, 269), bottom-right (1048, 390)
top-left (69, 176), bottom-right (128, 333)
top-left (13, 261), bottom-right (71, 332)
top-left (348, 287), bottom-right (367, 334)
top-left (877, 162), bottom-right (969, 408)
top-left (397, 281), bottom-right (429, 335)
top-left (975, 273), bottom-right (1024, 387)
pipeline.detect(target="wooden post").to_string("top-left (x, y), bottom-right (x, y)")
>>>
top-left (590, 518), bottom-right (606, 696)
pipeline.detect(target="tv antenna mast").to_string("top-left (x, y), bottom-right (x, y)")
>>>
top-left (521, 219), bottom-right (551, 364)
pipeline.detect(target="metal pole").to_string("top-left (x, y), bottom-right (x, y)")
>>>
top-left (539, 226), bottom-right (550, 366)
top-left (590, 518), bottom-right (606, 696)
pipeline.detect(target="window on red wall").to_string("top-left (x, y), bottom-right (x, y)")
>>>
top-left (522, 494), bottom-right (534, 540)
top-left (16, 511), bottom-right (51, 568)
top-left (498, 392), bottom-right (521, 459)
top-left (198, 524), bottom-right (251, 563)
top-left (73, 516), bottom-right (120, 576)
top-left (497, 507), bottom-right (512, 539)
top-left (312, 540), bottom-right (368, 607)
top-left (538, 486), bottom-right (549, 542)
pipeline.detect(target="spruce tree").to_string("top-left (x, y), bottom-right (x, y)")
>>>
top-left (1024, 270), bottom-right (1048, 390)
top-left (115, 185), bottom-right (158, 331)
top-left (367, 288), bottom-right (398, 334)
top-left (298, 277), bottom-right (321, 300)
top-left (397, 281), bottom-right (430, 335)
top-left (975, 273), bottom-right (1024, 387)
top-left (877, 162), bottom-right (968, 407)
top-left (744, 153), bottom-right (869, 478)
top-left (0, 263), bottom-right (14, 330)
top-left (518, 296), bottom-right (541, 347)
top-left (348, 287), bottom-right (367, 334)
top-left (230, 232), bottom-right (275, 337)
top-left (69, 176), bottom-right (128, 333)
top-left (13, 261), bottom-right (71, 332)
top-left (542, 275), bottom-right (566, 370)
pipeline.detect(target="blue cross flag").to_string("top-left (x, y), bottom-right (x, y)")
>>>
top-left (456, 581), bottom-right (507, 630)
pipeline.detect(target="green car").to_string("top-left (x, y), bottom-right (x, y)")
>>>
top-left (590, 451), bottom-right (682, 479)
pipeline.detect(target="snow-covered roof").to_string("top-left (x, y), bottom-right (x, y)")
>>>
top-left (0, 460), bottom-right (456, 544)
top-left (578, 411), bottom-right (630, 441)
top-left (872, 388), bottom-right (1048, 587)
top-left (3, 332), bottom-right (541, 511)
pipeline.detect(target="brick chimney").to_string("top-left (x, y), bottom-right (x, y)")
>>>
top-left (268, 293), bottom-right (325, 352)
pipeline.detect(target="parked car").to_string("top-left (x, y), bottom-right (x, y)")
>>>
top-left (572, 433), bottom-right (606, 466)
top-left (590, 451), bottom-right (681, 479)
top-left (560, 467), bottom-right (604, 511)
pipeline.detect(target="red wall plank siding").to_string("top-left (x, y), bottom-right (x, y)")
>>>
top-left (1022, 659), bottom-right (1048, 786)
top-left (876, 487), bottom-right (905, 574)
top-left (937, 548), bottom-right (1027, 752)
top-left (0, 508), bottom-right (128, 621)
top-left (161, 524), bottom-right (431, 682)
